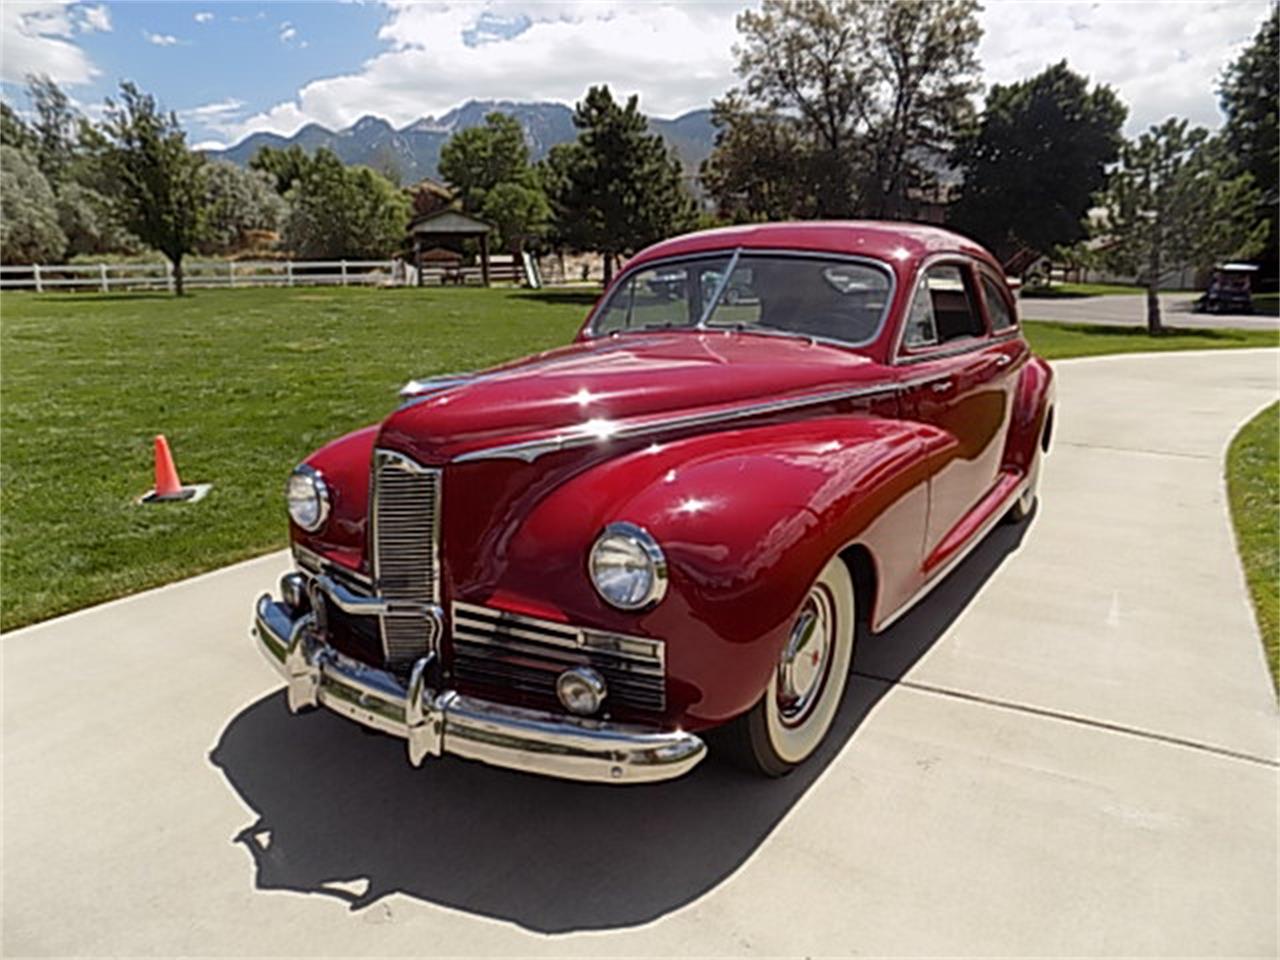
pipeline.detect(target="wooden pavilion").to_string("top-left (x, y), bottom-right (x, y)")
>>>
top-left (407, 209), bottom-right (494, 286)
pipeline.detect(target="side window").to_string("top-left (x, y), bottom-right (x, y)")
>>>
top-left (903, 265), bottom-right (984, 351)
top-left (981, 275), bottom-right (1016, 332)
top-left (593, 267), bottom-right (692, 334)
top-left (926, 265), bottom-right (984, 343)
top-left (903, 277), bottom-right (938, 348)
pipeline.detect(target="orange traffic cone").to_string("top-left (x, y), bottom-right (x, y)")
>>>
top-left (138, 434), bottom-right (211, 504)
top-left (154, 435), bottom-right (183, 498)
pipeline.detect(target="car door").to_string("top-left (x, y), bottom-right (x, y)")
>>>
top-left (897, 261), bottom-right (1011, 561)
top-left (976, 267), bottom-right (1031, 452)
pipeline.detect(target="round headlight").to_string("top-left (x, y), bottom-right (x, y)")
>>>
top-left (286, 466), bottom-right (330, 532)
top-left (589, 521), bottom-right (668, 610)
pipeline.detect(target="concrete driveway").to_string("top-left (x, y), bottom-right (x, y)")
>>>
top-left (1020, 292), bottom-right (1279, 332)
top-left (4, 349), bottom-right (1277, 957)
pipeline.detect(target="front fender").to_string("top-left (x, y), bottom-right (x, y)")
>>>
top-left (295, 424), bottom-right (378, 573)
top-left (477, 416), bottom-right (935, 728)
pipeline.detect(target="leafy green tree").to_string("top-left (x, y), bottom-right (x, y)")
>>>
top-left (0, 145), bottom-right (67, 263)
top-left (27, 74), bottom-right (79, 186)
top-left (1219, 6), bottom-right (1278, 275)
top-left (539, 141), bottom-right (590, 253)
top-left (250, 144), bottom-right (312, 195)
top-left (859, 0), bottom-right (983, 217)
top-left (481, 180), bottom-right (550, 253)
top-left (438, 112), bottom-right (530, 213)
top-left (1092, 119), bottom-right (1266, 333)
top-left (701, 92), bottom-right (818, 222)
top-left (545, 86), bottom-right (695, 282)
top-left (282, 149), bottom-right (409, 259)
top-left (56, 180), bottom-right (141, 257)
top-left (201, 161), bottom-right (286, 254)
top-left (1, 103), bottom-right (36, 152)
top-left (717, 0), bottom-right (981, 219)
top-left (86, 82), bottom-right (208, 294)
top-left (950, 61), bottom-right (1127, 262)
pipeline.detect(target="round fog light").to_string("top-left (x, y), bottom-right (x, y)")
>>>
top-left (557, 667), bottom-right (607, 716)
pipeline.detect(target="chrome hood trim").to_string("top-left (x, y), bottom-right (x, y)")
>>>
top-left (450, 378), bottom-right (930, 464)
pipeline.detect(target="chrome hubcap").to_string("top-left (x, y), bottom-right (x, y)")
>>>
top-left (777, 587), bottom-right (834, 725)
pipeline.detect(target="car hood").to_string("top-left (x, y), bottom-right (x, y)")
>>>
top-left (378, 331), bottom-right (888, 463)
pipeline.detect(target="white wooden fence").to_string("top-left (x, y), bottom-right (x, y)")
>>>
top-left (0, 254), bottom-right (535, 292)
top-left (0, 259), bottom-right (401, 292)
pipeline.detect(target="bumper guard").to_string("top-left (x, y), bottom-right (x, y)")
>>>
top-left (251, 589), bottom-right (706, 784)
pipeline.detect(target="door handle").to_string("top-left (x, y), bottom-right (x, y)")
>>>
top-left (930, 379), bottom-right (953, 393)
top-left (993, 354), bottom-right (1011, 368)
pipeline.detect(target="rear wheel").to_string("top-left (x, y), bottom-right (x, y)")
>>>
top-left (727, 557), bottom-right (855, 777)
top-left (1006, 456), bottom-right (1039, 523)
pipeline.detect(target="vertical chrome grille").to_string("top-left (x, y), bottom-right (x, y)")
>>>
top-left (372, 449), bottom-right (441, 663)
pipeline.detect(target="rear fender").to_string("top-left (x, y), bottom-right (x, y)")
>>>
top-left (1004, 355), bottom-right (1055, 472)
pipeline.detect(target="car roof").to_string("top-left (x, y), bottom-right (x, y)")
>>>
top-left (627, 220), bottom-right (1003, 274)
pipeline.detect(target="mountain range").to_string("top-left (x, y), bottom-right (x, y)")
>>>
top-left (206, 100), bottom-right (717, 185)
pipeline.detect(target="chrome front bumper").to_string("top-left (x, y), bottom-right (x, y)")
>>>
top-left (251, 590), bottom-right (706, 784)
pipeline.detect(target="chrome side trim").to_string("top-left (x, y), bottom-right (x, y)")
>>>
top-left (252, 594), bottom-right (704, 784)
top-left (876, 472), bottom-right (1029, 631)
top-left (399, 372), bottom-right (474, 398)
top-left (895, 336), bottom-right (992, 365)
top-left (452, 381), bottom-right (903, 464)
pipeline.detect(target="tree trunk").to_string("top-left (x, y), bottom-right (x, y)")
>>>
top-left (172, 254), bottom-right (185, 297)
top-left (1145, 283), bottom-right (1163, 335)
top-left (602, 251), bottom-right (614, 286)
top-left (1145, 241), bottom-right (1163, 335)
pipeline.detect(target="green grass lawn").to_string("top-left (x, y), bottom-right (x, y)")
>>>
top-left (1226, 402), bottom-right (1279, 689)
top-left (1022, 281), bottom-right (1151, 298)
top-left (1021, 320), bottom-right (1278, 359)
top-left (0, 285), bottom-right (1274, 630)
top-left (0, 286), bottom-right (588, 630)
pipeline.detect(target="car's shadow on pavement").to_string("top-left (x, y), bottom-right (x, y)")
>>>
top-left (210, 514), bottom-right (1032, 933)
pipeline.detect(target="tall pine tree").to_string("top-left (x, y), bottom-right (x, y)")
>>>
top-left (545, 86), bottom-right (695, 283)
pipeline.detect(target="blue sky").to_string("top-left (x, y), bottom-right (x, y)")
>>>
top-left (2, 1), bottom-right (1273, 149)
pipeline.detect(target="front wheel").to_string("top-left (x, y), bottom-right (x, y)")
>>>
top-left (727, 557), bottom-right (856, 777)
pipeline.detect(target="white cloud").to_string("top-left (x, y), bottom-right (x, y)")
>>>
top-left (179, 97), bottom-right (247, 135)
top-left (221, 0), bottom-right (1272, 144)
top-left (194, 11), bottom-right (214, 24)
top-left (279, 21), bottom-right (297, 43)
top-left (228, 2), bottom-right (740, 139)
top-left (192, 138), bottom-right (230, 151)
top-left (0, 1), bottom-right (99, 85)
top-left (77, 4), bottom-right (111, 33)
top-left (977, 0), bottom-right (1271, 135)
top-left (143, 30), bottom-right (180, 47)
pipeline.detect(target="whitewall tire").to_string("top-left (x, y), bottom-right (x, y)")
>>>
top-left (732, 556), bottom-right (856, 777)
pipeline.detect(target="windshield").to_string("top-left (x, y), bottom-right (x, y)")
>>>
top-left (590, 253), bottom-right (893, 347)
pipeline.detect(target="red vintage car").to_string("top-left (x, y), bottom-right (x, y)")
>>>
top-left (252, 221), bottom-right (1054, 784)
